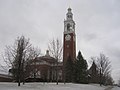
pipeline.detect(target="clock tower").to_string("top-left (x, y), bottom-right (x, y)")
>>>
top-left (63, 8), bottom-right (76, 65)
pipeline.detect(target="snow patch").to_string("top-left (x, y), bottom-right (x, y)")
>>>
top-left (0, 83), bottom-right (106, 90)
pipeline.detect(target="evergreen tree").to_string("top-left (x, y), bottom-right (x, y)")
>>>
top-left (74, 51), bottom-right (88, 83)
top-left (65, 55), bottom-right (74, 82)
top-left (89, 61), bottom-right (99, 83)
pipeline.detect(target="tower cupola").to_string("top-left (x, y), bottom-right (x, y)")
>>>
top-left (64, 8), bottom-right (75, 33)
top-left (66, 7), bottom-right (73, 20)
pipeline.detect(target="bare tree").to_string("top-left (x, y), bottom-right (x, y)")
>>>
top-left (91, 53), bottom-right (112, 85)
top-left (1, 37), bottom-right (29, 80)
top-left (27, 46), bottom-right (41, 60)
top-left (48, 38), bottom-right (62, 85)
top-left (1, 36), bottom-right (40, 86)
top-left (11, 36), bottom-right (30, 86)
top-left (25, 46), bottom-right (41, 81)
top-left (97, 54), bottom-right (112, 85)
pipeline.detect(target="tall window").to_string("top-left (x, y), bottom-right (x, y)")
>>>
top-left (67, 23), bottom-right (71, 31)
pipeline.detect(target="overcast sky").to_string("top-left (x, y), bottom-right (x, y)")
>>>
top-left (0, 0), bottom-right (120, 83)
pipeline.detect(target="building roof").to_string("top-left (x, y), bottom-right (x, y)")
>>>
top-left (0, 74), bottom-right (12, 79)
top-left (28, 50), bottom-right (63, 67)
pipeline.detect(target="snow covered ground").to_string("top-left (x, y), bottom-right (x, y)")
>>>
top-left (0, 82), bottom-right (118, 90)
top-left (111, 86), bottom-right (120, 90)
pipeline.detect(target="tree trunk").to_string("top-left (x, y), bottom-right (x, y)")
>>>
top-left (56, 59), bottom-right (58, 85)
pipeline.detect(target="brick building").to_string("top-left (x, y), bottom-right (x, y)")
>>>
top-left (25, 50), bottom-right (63, 82)
top-left (0, 74), bottom-right (12, 82)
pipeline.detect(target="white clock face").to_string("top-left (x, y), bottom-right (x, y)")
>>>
top-left (65, 34), bottom-right (71, 41)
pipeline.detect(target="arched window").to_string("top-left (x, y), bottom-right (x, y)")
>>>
top-left (67, 15), bottom-right (72, 19)
top-left (67, 23), bottom-right (71, 31)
